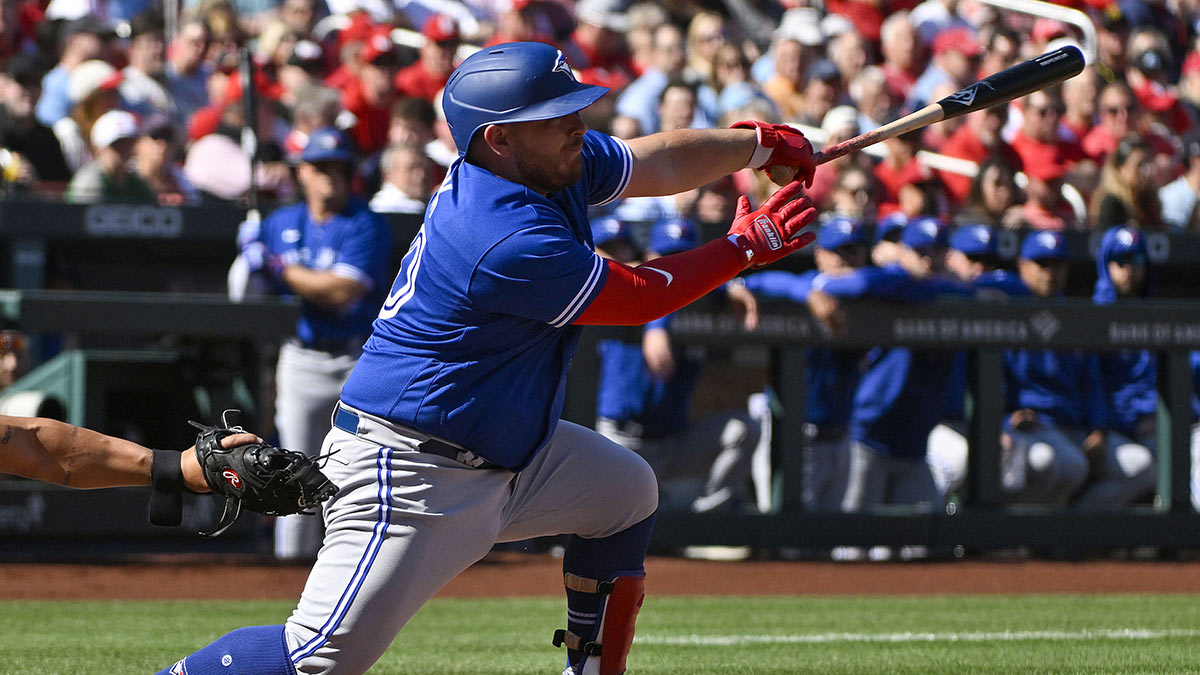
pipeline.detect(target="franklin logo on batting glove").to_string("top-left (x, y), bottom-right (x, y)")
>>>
top-left (753, 215), bottom-right (783, 250)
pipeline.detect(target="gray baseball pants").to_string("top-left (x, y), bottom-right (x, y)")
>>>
top-left (274, 341), bottom-right (359, 560)
top-left (283, 409), bottom-right (658, 674)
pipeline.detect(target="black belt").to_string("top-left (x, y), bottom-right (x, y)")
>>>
top-left (288, 337), bottom-right (364, 354)
top-left (332, 405), bottom-right (505, 470)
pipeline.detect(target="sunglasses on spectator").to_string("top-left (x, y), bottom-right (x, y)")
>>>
top-left (1103, 104), bottom-right (1132, 116)
top-left (1028, 105), bottom-right (1062, 118)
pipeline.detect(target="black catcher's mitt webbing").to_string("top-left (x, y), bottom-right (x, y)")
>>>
top-left (192, 418), bottom-right (339, 537)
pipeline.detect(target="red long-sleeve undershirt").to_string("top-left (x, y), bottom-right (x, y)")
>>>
top-left (575, 237), bottom-right (746, 326)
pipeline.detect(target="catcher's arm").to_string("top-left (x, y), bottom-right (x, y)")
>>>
top-left (0, 414), bottom-right (255, 490)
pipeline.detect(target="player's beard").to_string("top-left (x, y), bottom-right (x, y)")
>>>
top-left (512, 143), bottom-right (584, 194)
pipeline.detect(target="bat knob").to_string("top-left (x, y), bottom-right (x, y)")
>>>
top-left (766, 164), bottom-right (798, 186)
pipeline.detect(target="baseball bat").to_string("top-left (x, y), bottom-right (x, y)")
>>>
top-left (768, 45), bottom-right (1086, 183)
top-left (238, 46), bottom-right (260, 220)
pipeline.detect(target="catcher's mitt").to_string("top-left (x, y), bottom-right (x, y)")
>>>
top-left (192, 412), bottom-right (339, 537)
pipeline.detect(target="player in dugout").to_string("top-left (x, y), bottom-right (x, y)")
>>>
top-left (155, 41), bottom-right (820, 675)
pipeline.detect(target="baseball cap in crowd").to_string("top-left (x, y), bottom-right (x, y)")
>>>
top-left (68, 59), bottom-right (122, 103)
top-left (649, 217), bottom-right (700, 255)
top-left (901, 216), bottom-right (948, 249)
top-left (592, 215), bottom-right (633, 248)
top-left (576, 0), bottom-right (631, 33)
top-left (1102, 226), bottom-right (1146, 265)
top-left (822, 105), bottom-right (859, 139)
top-left (774, 7), bottom-right (824, 47)
top-left (875, 211), bottom-right (907, 242)
top-left (1031, 19), bottom-right (1069, 44)
top-left (818, 216), bottom-right (867, 250)
top-left (3, 53), bottom-right (46, 88)
top-left (949, 223), bottom-right (997, 257)
top-left (806, 59), bottom-right (840, 84)
top-left (1020, 230), bottom-right (1067, 260)
top-left (360, 31), bottom-right (399, 66)
top-left (90, 109), bottom-right (139, 150)
top-left (423, 14), bottom-right (460, 44)
top-left (288, 40), bottom-right (325, 72)
top-left (63, 16), bottom-right (116, 42)
top-left (933, 27), bottom-right (981, 57)
top-left (301, 127), bottom-right (354, 163)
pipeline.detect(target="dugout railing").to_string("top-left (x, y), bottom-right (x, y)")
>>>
top-left (1, 200), bottom-right (1200, 556)
top-left (565, 299), bottom-right (1200, 555)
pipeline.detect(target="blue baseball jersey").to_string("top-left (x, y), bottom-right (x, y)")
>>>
top-left (1003, 349), bottom-right (1109, 430)
top-left (942, 270), bottom-right (1030, 420)
top-left (595, 315), bottom-right (702, 437)
top-left (743, 270), bottom-right (864, 430)
top-left (815, 266), bottom-right (955, 457)
top-left (340, 130), bottom-right (633, 469)
top-left (257, 198), bottom-right (394, 345)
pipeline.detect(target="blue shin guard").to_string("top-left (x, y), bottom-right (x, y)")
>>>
top-left (156, 625), bottom-right (295, 675)
top-left (558, 514), bottom-right (656, 674)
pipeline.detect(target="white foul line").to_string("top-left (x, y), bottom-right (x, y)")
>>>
top-left (637, 629), bottom-right (1200, 646)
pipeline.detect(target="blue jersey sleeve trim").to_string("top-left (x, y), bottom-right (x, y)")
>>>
top-left (331, 262), bottom-right (374, 289)
top-left (592, 138), bottom-right (633, 207)
top-left (550, 253), bottom-right (606, 328)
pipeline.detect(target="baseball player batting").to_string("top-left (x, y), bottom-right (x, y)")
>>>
top-left (157, 42), bottom-right (818, 675)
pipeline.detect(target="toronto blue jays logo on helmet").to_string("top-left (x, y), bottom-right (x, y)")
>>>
top-left (1116, 228), bottom-right (1137, 247)
top-left (553, 50), bottom-right (576, 81)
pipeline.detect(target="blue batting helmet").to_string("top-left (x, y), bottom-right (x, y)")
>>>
top-left (441, 42), bottom-right (609, 155)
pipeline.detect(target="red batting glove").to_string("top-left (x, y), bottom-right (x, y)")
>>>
top-left (725, 181), bottom-right (818, 269)
top-left (730, 120), bottom-right (816, 188)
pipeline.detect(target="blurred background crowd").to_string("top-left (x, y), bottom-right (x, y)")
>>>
top-left (0, 0), bottom-right (1196, 234)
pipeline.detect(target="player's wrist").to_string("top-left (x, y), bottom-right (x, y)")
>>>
top-left (725, 233), bottom-right (755, 269)
top-left (180, 449), bottom-right (211, 493)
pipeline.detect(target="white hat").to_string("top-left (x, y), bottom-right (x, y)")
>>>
top-left (68, 59), bottom-right (121, 103)
top-left (576, 0), bottom-right (630, 33)
top-left (90, 109), bottom-right (139, 149)
top-left (822, 105), bottom-right (860, 138)
top-left (775, 8), bottom-right (824, 47)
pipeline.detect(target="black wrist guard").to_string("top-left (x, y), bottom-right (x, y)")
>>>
top-left (148, 449), bottom-right (185, 527)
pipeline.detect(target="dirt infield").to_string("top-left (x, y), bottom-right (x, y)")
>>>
top-left (3, 555), bottom-right (1200, 600)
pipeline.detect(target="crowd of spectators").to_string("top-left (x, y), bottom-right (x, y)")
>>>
top-left (0, 0), bottom-right (1195, 234)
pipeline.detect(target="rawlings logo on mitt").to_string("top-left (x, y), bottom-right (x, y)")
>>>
top-left (191, 412), bottom-right (339, 537)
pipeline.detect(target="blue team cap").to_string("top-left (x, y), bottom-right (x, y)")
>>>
top-left (648, 217), bottom-right (700, 255)
top-left (301, 127), bottom-right (354, 164)
top-left (875, 211), bottom-right (907, 242)
top-left (950, 223), bottom-right (997, 256)
top-left (900, 216), bottom-right (948, 249)
top-left (817, 216), bottom-right (867, 250)
top-left (591, 215), bottom-right (632, 249)
top-left (1101, 226), bottom-right (1146, 264)
top-left (1020, 230), bottom-right (1068, 260)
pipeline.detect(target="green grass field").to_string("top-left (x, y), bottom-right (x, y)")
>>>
top-left (3, 594), bottom-right (1199, 674)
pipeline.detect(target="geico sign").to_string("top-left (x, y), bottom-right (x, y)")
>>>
top-left (84, 205), bottom-right (183, 238)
